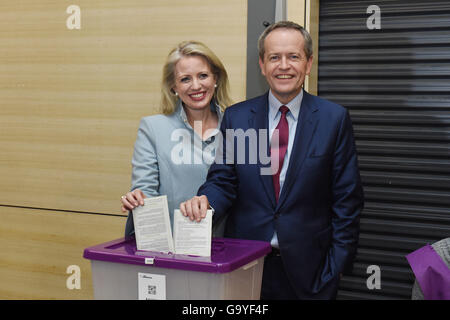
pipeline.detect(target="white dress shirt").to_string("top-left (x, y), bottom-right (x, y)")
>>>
top-left (268, 89), bottom-right (303, 248)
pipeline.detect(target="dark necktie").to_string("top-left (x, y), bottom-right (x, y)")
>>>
top-left (271, 105), bottom-right (289, 202)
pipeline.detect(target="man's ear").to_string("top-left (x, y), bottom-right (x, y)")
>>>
top-left (306, 55), bottom-right (314, 75)
top-left (259, 57), bottom-right (266, 77)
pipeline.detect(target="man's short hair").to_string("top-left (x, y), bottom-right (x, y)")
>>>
top-left (257, 21), bottom-right (313, 60)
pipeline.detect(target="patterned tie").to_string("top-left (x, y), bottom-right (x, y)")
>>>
top-left (271, 105), bottom-right (290, 202)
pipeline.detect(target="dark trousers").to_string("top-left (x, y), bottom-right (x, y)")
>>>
top-left (260, 250), bottom-right (298, 300)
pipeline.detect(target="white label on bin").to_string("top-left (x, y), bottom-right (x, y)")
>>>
top-left (145, 258), bottom-right (154, 265)
top-left (138, 273), bottom-right (166, 300)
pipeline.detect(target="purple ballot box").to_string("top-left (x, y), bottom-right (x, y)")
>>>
top-left (83, 237), bottom-right (271, 300)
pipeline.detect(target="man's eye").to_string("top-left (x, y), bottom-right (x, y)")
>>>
top-left (269, 56), bottom-right (279, 61)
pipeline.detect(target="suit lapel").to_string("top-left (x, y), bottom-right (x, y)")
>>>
top-left (249, 93), bottom-right (277, 208)
top-left (276, 91), bottom-right (319, 209)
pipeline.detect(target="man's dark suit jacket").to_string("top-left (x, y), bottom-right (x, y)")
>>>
top-left (198, 91), bottom-right (364, 299)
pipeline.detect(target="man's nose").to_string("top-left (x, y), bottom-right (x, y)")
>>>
top-left (279, 56), bottom-right (289, 69)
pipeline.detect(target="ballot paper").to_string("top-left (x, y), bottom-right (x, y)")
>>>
top-left (132, 196), bottom-right (174, 253)
top-left (173, 209), bottom-right (212, 257)
top-left (132, 196), bottom-right (212, 257)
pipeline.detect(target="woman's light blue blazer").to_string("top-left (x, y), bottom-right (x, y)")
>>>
top-left (124, 100), bottom-right (224, 237)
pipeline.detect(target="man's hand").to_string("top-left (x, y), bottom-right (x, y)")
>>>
top-left (179, 195), bottom-right (209, 222)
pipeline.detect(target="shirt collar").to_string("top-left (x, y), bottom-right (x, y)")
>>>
top-left (176, 99), bottom-right (223, 141)
top-left (268, 89), bottom-right (303, 122)
top-left (176, 99), bottom-right (223, 126)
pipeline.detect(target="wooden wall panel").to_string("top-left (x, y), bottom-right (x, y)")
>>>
top-left (0, 206), bottom-right (125, 299)
top-left (0, 0), bottom-right (247, 299)
top-left (0, 0), bottom-right (247, 214)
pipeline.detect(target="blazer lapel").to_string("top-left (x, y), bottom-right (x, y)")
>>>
top-left (276, 91), bottom-right (319, 209)
top-left (249, 93), bottom-right (277, 208)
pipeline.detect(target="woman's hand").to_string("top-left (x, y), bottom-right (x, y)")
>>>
top-left (121, 189), bottom-right (147, 212)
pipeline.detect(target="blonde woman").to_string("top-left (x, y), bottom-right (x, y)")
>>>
top-left (121, 41), bottom-right (232, 237)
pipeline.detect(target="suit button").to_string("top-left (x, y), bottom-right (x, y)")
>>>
top-left (274, 213), bottom-right (280, 219)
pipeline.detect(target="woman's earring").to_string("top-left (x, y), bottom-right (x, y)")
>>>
top-left (214, 84), bottom-right (217, 88)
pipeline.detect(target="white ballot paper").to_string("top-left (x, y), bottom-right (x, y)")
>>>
top-left (132, 196), bottom-right (174, 253)
top-left (173, 209), bottom-right (212, 257)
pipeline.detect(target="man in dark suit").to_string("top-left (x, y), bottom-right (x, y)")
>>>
top-left (180, 21), bottom-right (364, 299)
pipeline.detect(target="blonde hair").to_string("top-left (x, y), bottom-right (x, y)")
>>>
top-left (160, 41), bottom-right (233, 115)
